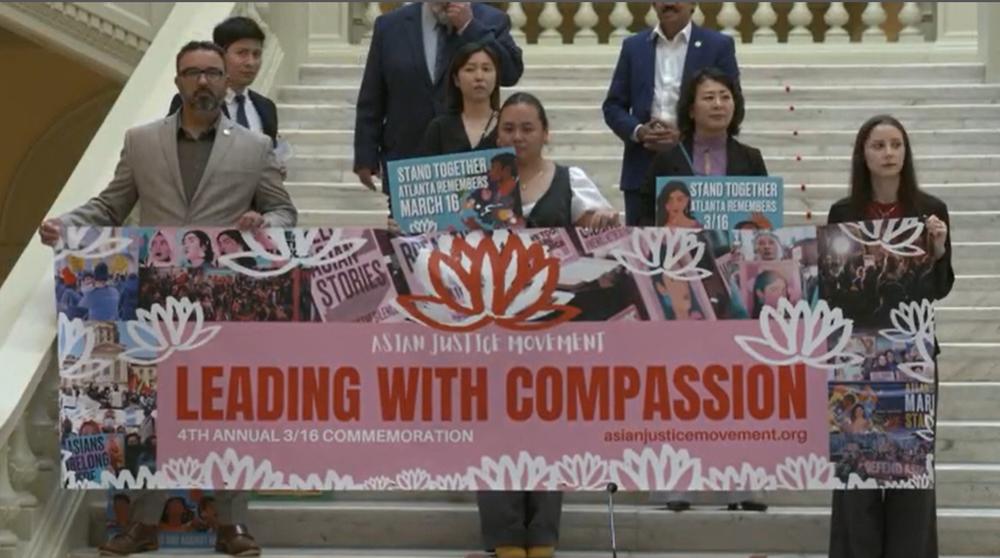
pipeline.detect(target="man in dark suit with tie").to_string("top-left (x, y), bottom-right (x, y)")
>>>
top-left (603, 2), bottom-right (740, 225)
top-left (169, 17), bottom-right (279, 146)
top-left (353, 2), bottom-right (523, 197)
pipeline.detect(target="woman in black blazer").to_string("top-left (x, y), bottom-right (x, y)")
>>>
top-left (638, 67), bottom-right (770, 513)
top-left (638, 67), bottom-right (768, 227)
top-left (828, 115), bottom-right (952, 558)
top-left (420, 41), bottom-right (500, 156)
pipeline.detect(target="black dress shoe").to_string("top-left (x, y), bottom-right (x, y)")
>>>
top-left (740, 500), bottom-right (768, 512)
top-left (727, 502), bottom-right (740, 511)
top-left (666, 500), bottom-right (691, 512)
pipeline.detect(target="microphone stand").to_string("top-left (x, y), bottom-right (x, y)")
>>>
top-left (606, 482), bottom-right (618, 558)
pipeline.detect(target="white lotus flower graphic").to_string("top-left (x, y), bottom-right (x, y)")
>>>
top-left (120, 297), bottom-right (221, 365)
top-left (430, 473), bottom-right (474, 490)
top-left (845, 474), bottom-right (880, 490)
top-left (735, 299), bottom-right (863, 369)
top-left (611, 228), bottom-right (711, 280)
top-left (701, 463), bottom-right (775, 491)
top-left (554, 453), bottom-right (611, 490)
top-left (57, 314), bottom-right (112, 379)
top-left (838, 218), bottom-right (926, 256)
top-left (408, 218), bottom-right (439, 235)
top-left (467, 451), bottom-right (557, 490)
top-left (161, 457), bottom-right (208, 488)
top-left (915, 415), bottom-right (935, 443)
top-left (286, 470), bottom-right (357, 491)
top-left (360, 475), bottom-right (398, 490)
top-left (775, 454), bottom-right (836, 490)
top-left (395, 468), bottom-right (433, 490)
top-left (609, 444), bottom-right (701, 491)
top-left (218, 228), bottom-right (365, 278)
top-left (204, 449), bottom-right (285, 490)
top-left (880, 300), bottom-right (936, 383)
top-left (55, 227), bottom-right (133, 262)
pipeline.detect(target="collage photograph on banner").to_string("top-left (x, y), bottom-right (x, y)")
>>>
top-left (53, 221), bottom-right (937, 493)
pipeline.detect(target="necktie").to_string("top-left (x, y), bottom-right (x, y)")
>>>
top-left (234, 94), bottom-right (249, 129)
top-left (434, 23), bottom-right (450, 83)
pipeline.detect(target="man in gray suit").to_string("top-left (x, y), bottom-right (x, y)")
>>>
top-left (40, 41), bottom-right (295, 556)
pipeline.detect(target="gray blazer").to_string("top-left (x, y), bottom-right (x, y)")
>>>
top-left (61, 113), bottom-right (297, 228)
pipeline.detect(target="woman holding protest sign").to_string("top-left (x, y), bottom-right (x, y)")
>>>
top-left (497, 92), bottom-right (618, 229)
top-left (420, 41), bottom-right (501, 157)
top-left (827, 115), bottom-right (953, 558)
top-left (636, 66), bottom-right (769, 513)
top-left (467, 93), bottom-right (617, 558)
top-left (637, 67), bottom-right (768, 228)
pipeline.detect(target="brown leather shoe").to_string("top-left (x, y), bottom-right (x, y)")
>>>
top-left (215, 524), bottom-right (261, 556)
top-left (98, 523), bottom-right (158, 556)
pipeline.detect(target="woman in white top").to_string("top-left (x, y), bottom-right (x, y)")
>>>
top-left (498, 92), bottom-right (619, 229)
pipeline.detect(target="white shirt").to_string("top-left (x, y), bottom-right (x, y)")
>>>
top-left (522, 166), bottom-right (614, 224)
top-left (225, 88), bottom-right (263, 135)
top-left (633, 22), bottom-right (692, 142)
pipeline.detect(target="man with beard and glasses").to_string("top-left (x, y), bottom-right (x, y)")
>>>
top-left (353, 1), bottom-right (523, 215)
top-left (39, 41), bottom-right (296, 557)
top-left (603, 2), bottom-right (740, 225)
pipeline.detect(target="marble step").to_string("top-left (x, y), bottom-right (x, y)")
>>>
top-left (939, 345), bottom-right (1000, 382)
top-left (281, 128), bottom-right (1000, 157)
top-left (278, 83), bottom-right (1000, 107)
top-left (298, 62), bottom-right (986, 87)
top-left (143, 502), bottom-right (1000, 554)
top-left (279, 103), bottom-right (1000, 131)
top-left (67, 549), bottom-right (1000, 558)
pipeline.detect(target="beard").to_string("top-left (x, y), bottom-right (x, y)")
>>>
top-left (190, 89), bottom-right (220, 112)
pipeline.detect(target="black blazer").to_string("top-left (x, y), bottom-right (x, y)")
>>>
top-left (420, 113), bottom-right (498, 156)
top-left (168, 89), bottom-right (278, 146)
top-left (638, 136), bottom-right (768, 226)
top-left (353, 2), bottom-right (523, 189)
top-left (827, 193), bottom-right (955, 304)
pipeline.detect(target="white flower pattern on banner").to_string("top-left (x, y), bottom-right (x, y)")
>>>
top-left (838, 218), bottom-right (926, 257)
top-left (880, 300), bottom-right (937, 384)
top-left (701, 463), bottom-right (776, 491)
top-left (610, 445), bottom-right (701, 491)
top-left (467, 451), bottom-right (558, 490)
top-left (735, 299), bottom-right (863, 370)
top-left (611, 228), bottom-right (712, 280)
top-left (915, 415), bottom-right (935, 443)
top-left (120, 297), bottom-right (221, 365)
top-left (554, 453), bottom-right (611, 490)
top-left (54, 227), bottom-right (133, 262)
top-left (57, 314), bottom-right (113, 379)
top-left (59, 446), bottom-right (933, 492)
top-left (218, 228), bottom-right (366, 279)
top-left (775, 454), bottom-right (837, 490)
top-left (408, 218), bottom-right (439, 234)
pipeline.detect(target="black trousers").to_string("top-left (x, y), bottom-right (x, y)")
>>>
top-left (476, 490), bottom-right (563, 548)
top-left (828, 488), bottom-right (938, 558)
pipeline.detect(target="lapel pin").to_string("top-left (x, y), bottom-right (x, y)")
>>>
top-left (695, 40), bottom-right (702, 48)
top-left (223, 128), bottom-right (231, 136)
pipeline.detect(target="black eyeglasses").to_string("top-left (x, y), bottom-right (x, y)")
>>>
top-left (179, 67), bottom-right (225, 81)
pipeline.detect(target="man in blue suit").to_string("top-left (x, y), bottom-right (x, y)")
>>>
top-left (354, 2), bottom-right (523, 197)
top-left (602, 2), bottom-right (740, 225)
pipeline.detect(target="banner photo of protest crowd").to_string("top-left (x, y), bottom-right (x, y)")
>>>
top-left (54, 220), bottom-right (938, 492)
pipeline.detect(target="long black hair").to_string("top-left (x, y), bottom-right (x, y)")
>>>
top-left (848, 115), bottom-right (920, 214)
top-left (655, 180), bottom-right (695, 226)
top-left (446, 42), bottom-right (502, 113)
top-left (676, 66), bottom-right (745, 140)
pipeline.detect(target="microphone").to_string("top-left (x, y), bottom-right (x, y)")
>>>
top-left (606, 482), bottom-right (619, 558)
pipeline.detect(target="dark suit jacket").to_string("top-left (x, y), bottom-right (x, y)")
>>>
top-left (827, 194), bottom-right (955, 304)
top-left (169, 89), bottom-right (278, 145)
top-left (353, 2), bottom-right (523, 190)
top-left (638, 136), bottom-right (766, 226)
top-left (603, 24), bottom-right (739, 192)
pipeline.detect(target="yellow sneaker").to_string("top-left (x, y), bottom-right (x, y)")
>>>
top-left (527, 546), bottom-right (555, 558)
top-left (495, 546), bottom-right (527, 558)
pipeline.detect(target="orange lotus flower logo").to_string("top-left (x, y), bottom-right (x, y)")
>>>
top-left (395, 232), bottom-right (580, 332)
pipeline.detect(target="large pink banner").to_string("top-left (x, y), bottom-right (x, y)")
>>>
top-left (54, 225), bottom-right (938, 491)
